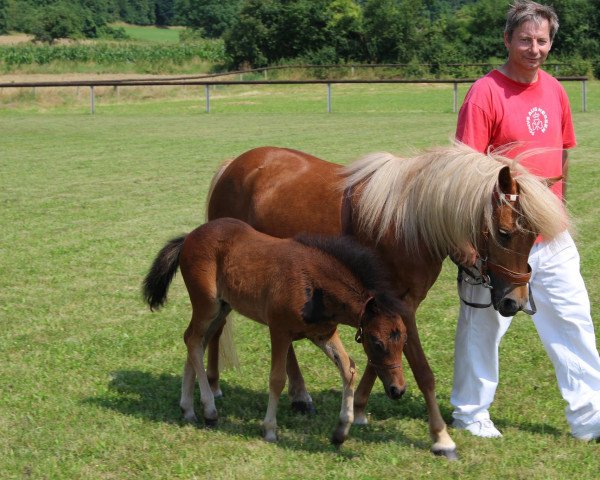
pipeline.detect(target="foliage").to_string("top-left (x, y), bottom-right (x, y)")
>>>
top-left (224, 0), bottom-right (367, 69)
top-left (0, 0), bottom-right (7, 35)
top-left (175, 0), bottom-right (242, 38)
top-left (0, 39), bottom-right (225, 66)
top-left (30, 1), bottom-right (88, 43)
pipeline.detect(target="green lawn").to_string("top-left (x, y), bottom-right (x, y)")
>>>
top-left (114, 23), bottom-right (183, 43)
top-left (1, 87), bottom-right (599, 478)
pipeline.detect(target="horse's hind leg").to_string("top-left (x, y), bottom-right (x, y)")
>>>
top-left (312, 330), bottom-right (357, 445)
top-left (206, 303), bottom-right (234, 398)
top-left (206, 324), bottom-right (223, 397)
top-left (181, 303), bottom-right (224, 427)
top-left (286, 344), bottom-right (315, 414)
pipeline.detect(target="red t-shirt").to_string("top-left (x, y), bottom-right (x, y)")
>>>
top-left (456, 69), bottom-right (576, 199)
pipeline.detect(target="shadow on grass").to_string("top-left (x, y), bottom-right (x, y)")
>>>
top-left (84, 369), bottom-right (561, 453)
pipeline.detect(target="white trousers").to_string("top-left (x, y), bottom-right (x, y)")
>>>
top-left (451, 231), bottom-right (600, 438)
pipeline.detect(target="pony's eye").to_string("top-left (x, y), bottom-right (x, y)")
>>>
top-left (498, 229), bottom-right (511, 240)
top-left (369, 335), bottom-right (385, 353)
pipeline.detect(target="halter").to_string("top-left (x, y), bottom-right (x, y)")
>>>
top-left (456, 192), bottom-right (537, 315)
top-left (354, 323), bottom-right (405, 371)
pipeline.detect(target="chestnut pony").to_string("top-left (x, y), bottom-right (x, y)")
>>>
top-left (204, 144), bottom-right (568, 458)
top-left (143, 217), bottom-right (408, 445)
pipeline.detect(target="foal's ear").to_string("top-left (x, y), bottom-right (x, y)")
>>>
top-left (542, 175), bottom-right (563, 188)
top-left (301, 287), bottom-right (326, 324)
top-left (360, 296), bottom-right (377, 320)
top-left (497, 166), bottom-right (516, 193)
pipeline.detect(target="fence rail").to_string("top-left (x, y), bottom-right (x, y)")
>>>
top-left (0, 76), bottom-right (589, 114)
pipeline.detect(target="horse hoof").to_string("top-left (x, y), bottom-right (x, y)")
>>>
top-left (181, 409), bottom-right (198, 424)
top-left (432, 447), bottom-right (459, 461)
top-left (291, 401), bottom-right (316, 415)
top-left (204, 417), bottom-right (218, 429)
top-left (331, 431), bottom-right (347, 446)
top-left (353, 414), bottom-right (368, 426)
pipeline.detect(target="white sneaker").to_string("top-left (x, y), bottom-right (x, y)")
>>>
top-left (573, 431), bottom-right (600, 442)
top-left (453, 418), bottom-right (502, 438)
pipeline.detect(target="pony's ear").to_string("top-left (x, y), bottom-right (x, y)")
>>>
top-left (497, 166), bottom-right (516, 194)
top-left (543, 175), bottom-right (563, 188)
top-left (360, 296), bottom-right (377, 321)
top-left (301, 287), bottom-right (326, 324)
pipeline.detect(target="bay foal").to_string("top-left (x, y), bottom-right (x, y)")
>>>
top-left (143, 218), bottom-right (408, 444)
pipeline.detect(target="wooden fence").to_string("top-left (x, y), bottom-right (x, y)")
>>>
top-left (0, 76), bottom-right (589, 114)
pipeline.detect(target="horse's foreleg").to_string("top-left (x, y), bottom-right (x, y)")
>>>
top-left (404, 321), bottom-right (458, 460)
top-left (263, 329), bottom-right (291, 442)
top-left (312, 330), bottom-right (357, 445)
top-left (286, 344), bottom-right (315, 414)
top-left (353, 365), bottom-right (377, 425)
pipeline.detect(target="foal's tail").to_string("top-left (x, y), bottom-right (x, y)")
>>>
top-left (205, 158), bottom-right (234, 221)
top-left (143, 235), bottom-right (186, 311)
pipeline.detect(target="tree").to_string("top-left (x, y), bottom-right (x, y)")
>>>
top-left (31, 1), bottom-right (86, 42)
top-left (0, 0), bottom-right (7, 35)
top-left (363, 0), bottom-right (427, 63)
top-left (176, 0), bottom-right (243, 37)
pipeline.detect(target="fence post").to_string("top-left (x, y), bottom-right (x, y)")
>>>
top-left (90, 86), bottom-right (95, 114)
top-left (205, 84), bottom-right (210, 113)
top-left (327, 83), bottom-right (332, 113)
top-left (453, 82), bottom-right (458, 113)
top-left (582, 79), bottom-right (587, 113)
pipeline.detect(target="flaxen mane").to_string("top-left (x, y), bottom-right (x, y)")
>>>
top-left (343, 143), bottom-right (569, 259)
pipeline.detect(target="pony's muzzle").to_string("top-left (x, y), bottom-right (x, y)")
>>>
top-left (387, 384), bottom-right (406, 400)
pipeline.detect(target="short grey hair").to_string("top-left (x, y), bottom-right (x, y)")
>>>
top-left (505, 1), bottom-right (559, 42)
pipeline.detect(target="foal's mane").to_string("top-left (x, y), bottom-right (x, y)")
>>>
top-left (342, 143), bottom-right (569, 258)
top-left (293, 234), bottom-right (404, 315)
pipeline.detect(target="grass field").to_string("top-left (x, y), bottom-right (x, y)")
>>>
top-left (1, 86), bottom-right (600, 479)
top-left (115, 24), bottom-right (183, 43)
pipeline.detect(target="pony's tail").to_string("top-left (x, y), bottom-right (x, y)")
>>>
top-left (218, 319), bottom-right (241, 372)
top-left (143, 235), bottom-right (186, 311)
top-left (205, 158), bottom-right (233, 221)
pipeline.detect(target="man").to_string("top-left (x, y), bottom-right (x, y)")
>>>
top-left (452, 0), bottom-right (600, 441)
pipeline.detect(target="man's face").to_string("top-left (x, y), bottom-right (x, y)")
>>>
top-left (504, 19), bottom-right (552, 73)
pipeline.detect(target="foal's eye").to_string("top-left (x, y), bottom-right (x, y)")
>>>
top-left (369, 335), bottom-right (385, 353)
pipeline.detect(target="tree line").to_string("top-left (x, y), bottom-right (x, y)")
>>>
top-left (2, 0), bottom-right (600, 76)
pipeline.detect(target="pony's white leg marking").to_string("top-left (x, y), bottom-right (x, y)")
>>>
top-left (187, 342), bottom-right (218, 426)
top-left (263, 332), bottom-right (290, 442)
top-left (180, 358), bottom-right (197, 422)
top-left (313, 332), bottom-right (356, 444)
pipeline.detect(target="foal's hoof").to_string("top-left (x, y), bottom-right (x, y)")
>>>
top-left (204, 417), bottom-right (218, 429)
top-left (291, 401), bottom-right (316, 415)
top-left (432, 447), bottom-right (459, 461)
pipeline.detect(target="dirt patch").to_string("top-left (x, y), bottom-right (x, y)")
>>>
top-left (0, 34), bottom-right (34, 45)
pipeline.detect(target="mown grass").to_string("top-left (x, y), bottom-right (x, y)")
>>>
top-left (1, 86), bottom-right (599, 479)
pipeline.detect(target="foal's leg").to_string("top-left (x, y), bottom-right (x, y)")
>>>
top-left (206, 322), bottom-right (225, 398)
top-left (286, 344), bottom-right (315, 414)
top-left (312, 330), bottom-right (357, 445)
top-left (263, 329), bottom-right (291, 442)
top-left (353, 365), bottom-right (377, 425)
top-left (181, 307), bottom-right (221, 427)
top-left (403, 315), bottom-right (457, 459)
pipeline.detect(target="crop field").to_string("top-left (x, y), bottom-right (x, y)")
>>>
top-left (1, 84), bottom-right (600, 479)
